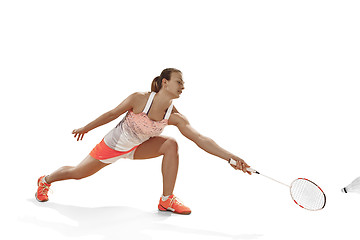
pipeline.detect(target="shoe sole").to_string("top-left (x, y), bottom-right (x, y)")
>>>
top-left (158, 204), bottom-right (191, 215)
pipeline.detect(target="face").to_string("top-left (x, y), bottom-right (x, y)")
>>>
top-left (162, 72), bottom-right (185, 98)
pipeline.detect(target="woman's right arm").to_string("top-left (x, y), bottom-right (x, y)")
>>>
top-left (72, 92), bottom-right (138, 141)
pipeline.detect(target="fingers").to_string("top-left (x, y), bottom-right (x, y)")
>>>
top-left (243, 163), bottom-right (252, 175)
top-left (73, 130), bottom-right (79, 140)
top-left (230, 158), bottom-right (252, 175)
top-left (245, 168), bottom-right (252, 175)
top-left (72, 129), bottom-right (85, 141)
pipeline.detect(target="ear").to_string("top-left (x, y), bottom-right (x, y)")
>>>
top-left (162, 78), bottom-right (168, 86)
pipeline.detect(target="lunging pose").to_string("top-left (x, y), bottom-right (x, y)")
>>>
top-left (36, 68), bottom-right (251, 214)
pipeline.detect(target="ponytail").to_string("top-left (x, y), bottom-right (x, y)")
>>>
top-left (150, 68), bottom-right (182, 93)
top-left (151, 76), bottom-right (161, 93)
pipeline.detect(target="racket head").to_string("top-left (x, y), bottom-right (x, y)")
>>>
top-left (290, 178), bottom-right (326, 211)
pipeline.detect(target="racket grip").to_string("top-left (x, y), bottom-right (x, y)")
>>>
top-left (229, 159), bottom-right (257, 173)
top-left (229, 159), bottom-right (237, 165)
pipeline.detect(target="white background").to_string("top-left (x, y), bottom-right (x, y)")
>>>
top-left (1, 0), bottom-right (360, 239)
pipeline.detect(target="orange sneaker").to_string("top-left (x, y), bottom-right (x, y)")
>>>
top-left (158, 194), bottom-right (191, 215)
top-left (35, 176), bottom-right (51, 202)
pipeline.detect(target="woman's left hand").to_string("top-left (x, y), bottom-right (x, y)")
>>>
top-left (230, 156), bottom-right (252, 175)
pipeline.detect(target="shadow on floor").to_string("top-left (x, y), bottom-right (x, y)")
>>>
top-left (20, 199), bottom-right (262, 240)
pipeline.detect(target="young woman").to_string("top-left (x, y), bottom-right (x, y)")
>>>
top-left (36, 68), bottom-right (251, 215)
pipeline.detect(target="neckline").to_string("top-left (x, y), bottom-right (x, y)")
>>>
top-left (144, 92), bottom-right (173, 120)
top-left (129, 110), bottom-right (168, 123)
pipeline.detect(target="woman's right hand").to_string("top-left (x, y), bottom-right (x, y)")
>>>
top-left (72, 127), bottom-right (88, 141)
top-left (229, 156), bottom-right (252, 175)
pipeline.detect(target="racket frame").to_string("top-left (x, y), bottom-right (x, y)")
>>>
top-left (229, 159), bottom-right (326, 211)
top-left (290, 178), bottom-right (326, 211)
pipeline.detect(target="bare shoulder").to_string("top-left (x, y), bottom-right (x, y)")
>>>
top-left (130, 92), bottom-right (151, 113)
top-left (168, 112), bottom-right (189, 126)
top-left (128, 91), bottom-right (149, 103)
top-left (130, 91), bottom-right (149, 99)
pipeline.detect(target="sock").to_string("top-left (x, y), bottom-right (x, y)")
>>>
top-left (42, 175), bottom-right (50, 185)
top-left (161, 195), bottom-right (170, 201)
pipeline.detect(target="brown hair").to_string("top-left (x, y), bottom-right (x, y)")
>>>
top-left (151, 68), bottom-right (182, 93)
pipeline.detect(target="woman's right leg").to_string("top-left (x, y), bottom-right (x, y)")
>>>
top-left (45, 155), bottom-right (110, 184)
top-left (36, 155), bottom-right (109, 202)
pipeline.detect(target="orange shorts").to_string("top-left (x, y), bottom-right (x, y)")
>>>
top-left (90, 139), bottom-right (139, 163)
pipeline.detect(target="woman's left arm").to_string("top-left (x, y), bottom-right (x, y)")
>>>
top-left (169, 112), bottom-right (251, 174)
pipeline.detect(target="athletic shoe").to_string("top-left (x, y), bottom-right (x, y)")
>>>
top-left (35, 176), bottom-right (51, 202)
top-left (158, 194), bottom-right (191, 215)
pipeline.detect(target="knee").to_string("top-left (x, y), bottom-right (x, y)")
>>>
top-left (160, 137), bottom-right (179, 155)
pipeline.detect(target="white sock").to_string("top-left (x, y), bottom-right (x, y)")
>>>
top-left (161, 195), bottom-right (170, 201)
top-left (42, 175), bottom-right (50, 184)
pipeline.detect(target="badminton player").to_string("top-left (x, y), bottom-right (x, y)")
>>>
top-left (35, 68), bottom-right (251, 214)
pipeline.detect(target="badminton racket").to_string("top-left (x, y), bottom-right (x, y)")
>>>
top-left (229, 159), bottom-right (326, 211)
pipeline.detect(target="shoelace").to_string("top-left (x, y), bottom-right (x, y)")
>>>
top-left (170, 196), bottom-right (184, 207)
top-left (39, 182), bottom-right (52, 195)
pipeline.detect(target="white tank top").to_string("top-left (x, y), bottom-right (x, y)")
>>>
top-left (104, 92), bottom-right (173, 151)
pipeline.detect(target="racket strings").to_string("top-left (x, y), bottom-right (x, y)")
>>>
top-left (290, 179), bottom-right (325, 211)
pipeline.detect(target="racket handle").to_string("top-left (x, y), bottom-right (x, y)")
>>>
top-left (229, 159), bottom-right (258, 174)
top-left (229, 158), bottom-right (236, 165)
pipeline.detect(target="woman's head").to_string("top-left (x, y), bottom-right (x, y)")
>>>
top-left (151, 68), bottom-right (183, 94)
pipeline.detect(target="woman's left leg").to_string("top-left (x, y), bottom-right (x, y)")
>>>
top-left (133, 136), bottom-right (179, 196)
top-left (133, 136), bottom-right (191, 214)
